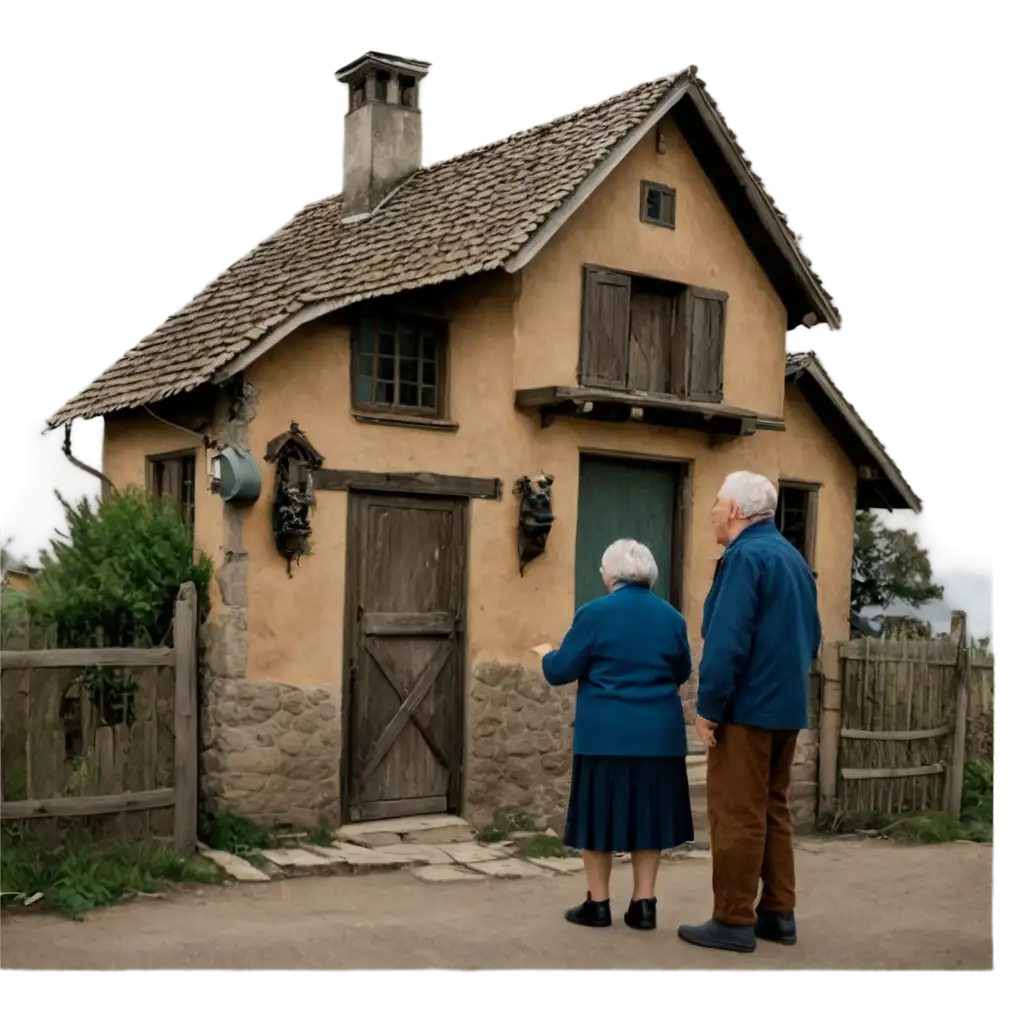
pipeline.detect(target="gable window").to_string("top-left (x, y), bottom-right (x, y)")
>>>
top-left (579, 264), bottom-right (726, 403)
top-left (147, 451), bottom-right (196, 534)
top-left (775, 481), bottom-right (819, 570)
top-left (640, 181), bottom-right (676, 229)
top-left (352, 316), bottom-right (446, 418)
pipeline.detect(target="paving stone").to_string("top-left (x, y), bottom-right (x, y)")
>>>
top-left (443, 842), bottom-right (512, 865)
top-left (411, 864), bottom-right (486, 883)
top-left (328, 842), bottom-right (419, 870)
top-left (261, 847), bottom-right (335, 870)
top-left (335, 815), bottom-right (469, 842)
top-left (404, 825), bottom-right (476, 844)
top-left (371, 843), bottom-right (453, 865)
top-left (343, 832), bottom-right (403, 849)
top-left (527, 857), bottom-right (584, 874)
top-left (795, 842), bottom-right (826, 854)
top-left (198, 846), bottom-right (271, 882)
top-left (466, 859), bottom-right (552, 879)
top-left (684, 848), bottom-right (711, 860)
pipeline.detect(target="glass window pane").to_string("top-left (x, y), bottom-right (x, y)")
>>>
top-left (378, 356), bottom-right (394, 383)
top-left (356, 321), bottom-right (375, 355)
top-left (398, 330), bottom-right (418, 359)
top-left (399, 382), bottom-right (419, 407)
top-left (375, 380), bottom-right (394, 404)
top-left (399, 357), bottom-right (419, 384)
top-left (355, 375), bottom-right (373, 402)
top-left (420, 386), bottom-right (436, 410)
top-left (379, 331), bottom-right (395, 357)
top-left (422, 335), bottom-right (437, 361)
top-left (662, 192), bottom-right (675, 224)
top-left (422, 360), bottom-right (436, 386)
top-left (357, 353), bottom-right (374, 378)
top-left (645, 189), bottom-right (661, 220)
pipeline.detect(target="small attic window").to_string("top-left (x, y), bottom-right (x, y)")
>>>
top-left (351, 78), bottom-right (367, 111)
top-left (640, 181), bottom-right (676, 229)
top-left (374, 72), bottom-right (390, 102)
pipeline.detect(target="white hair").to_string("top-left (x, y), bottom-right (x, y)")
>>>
top-left (600, 539), bottom-right (659, 588)
top-left (718, 471), bottom-right (778, 519)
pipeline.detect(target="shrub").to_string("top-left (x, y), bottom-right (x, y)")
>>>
top-left (28, 487), bottom-right (212, 648)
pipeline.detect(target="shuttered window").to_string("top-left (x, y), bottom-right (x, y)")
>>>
top-left (147, 452), bottom-right (196, 535)
top-left (578, 265), bottom-right (727, 404)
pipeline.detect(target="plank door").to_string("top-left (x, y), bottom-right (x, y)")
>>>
top-left (345, 492), bottom-right (467, 822)
top-left (574, 455), bottom-right (681, 609)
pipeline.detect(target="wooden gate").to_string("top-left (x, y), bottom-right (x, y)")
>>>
top-left (344, 492), bottom-right (466, 822)
top-left (817, 612), bottom-right (976, 821)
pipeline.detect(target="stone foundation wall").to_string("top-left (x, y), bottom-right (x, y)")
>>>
top-left (464, 661), bottom-right (575, 832)
top-left (789, 670), bottom-right (822, 833)
top-left (200, 678), bottom-right (341, 828)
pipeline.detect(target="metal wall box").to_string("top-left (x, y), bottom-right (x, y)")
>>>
top-left (217, 447), bottom-right (262, 503)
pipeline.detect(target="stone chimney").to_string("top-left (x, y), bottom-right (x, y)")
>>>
top-left (335, 52), bottom-right (430, 219)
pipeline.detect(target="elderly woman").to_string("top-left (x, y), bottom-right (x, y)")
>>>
top-left (542, 539), bottom-right (694, 931)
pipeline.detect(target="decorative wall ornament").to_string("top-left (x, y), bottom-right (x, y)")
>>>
top-left (264, 422), bottom-right (325, 576)
top-left (513, 473), bottom-right (555, 576)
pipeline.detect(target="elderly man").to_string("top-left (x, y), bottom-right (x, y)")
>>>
top-left (677, 471), bottom-right (821, 954)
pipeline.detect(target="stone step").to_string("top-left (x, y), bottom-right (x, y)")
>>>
top-left (335, 814), bottom-right (471, 845)
top-left (197, 843), bottom-right (271, 883)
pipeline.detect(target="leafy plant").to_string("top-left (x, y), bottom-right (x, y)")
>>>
top-left (0, 825), bottom-right (218, 917)
top-left (304, 825), bottom-right (335, 847)
top-left (514, 834), bottom-right (568, 859)
top-left (199, 812), bottom-right (270, 859)
top-left (27, 487), bottom-right (212, 649)
top-left (851, 511), bottom-right (943, 636)
top-left (481, 808), bottom-right (538, 843)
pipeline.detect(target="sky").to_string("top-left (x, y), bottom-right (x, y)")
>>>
top-left (0, 413), bottom-right (991, 638)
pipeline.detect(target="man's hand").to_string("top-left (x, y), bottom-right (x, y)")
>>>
top-left (695, 715), bottom-right (718, 749)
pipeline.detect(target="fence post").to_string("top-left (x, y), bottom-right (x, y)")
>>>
top-left (817, 642), bottom-right (842, 820)
top-left (173, 582), bottom-right (199, 853)
top-left (945, 610), bottom-right (969, 818)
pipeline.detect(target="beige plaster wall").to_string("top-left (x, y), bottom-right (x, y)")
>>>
top-left (513, 117), bottom-right (788, 419)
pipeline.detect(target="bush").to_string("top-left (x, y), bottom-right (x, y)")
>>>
top-left (28, 487), bottom-right (212, 647)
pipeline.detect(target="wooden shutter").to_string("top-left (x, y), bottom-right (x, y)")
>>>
top-left (684, 286), bottom-right (727, 402)
top-left (579, 266), bottom-right (630, 388)
top-left (627, 288), bottom-right (674, 394)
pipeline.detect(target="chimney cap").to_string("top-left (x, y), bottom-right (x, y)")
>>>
top-left (335, 51), bottom-right (431, 84)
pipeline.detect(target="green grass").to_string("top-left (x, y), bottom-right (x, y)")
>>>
top-left (513, 834), bottom-right (568, 859)
top-left (818, 758), bottom-right (993, 845)
top-left (303, 825), bottom-right (335, 847)
top-left (198, 812), bottom-right (271, 859)
top-left (481, 809), bottom-right (538, 843)
top-left (0, 826), bottom-right (218, 917)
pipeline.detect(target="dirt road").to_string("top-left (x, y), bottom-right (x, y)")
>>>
top-left (1, 839), bottom-right (991, 970)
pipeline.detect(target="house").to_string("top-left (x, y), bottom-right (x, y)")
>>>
top-left (50, 53), bottom-right (920, 833)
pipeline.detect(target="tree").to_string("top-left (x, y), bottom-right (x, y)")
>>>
top-left (851, 511), bottom-right (944, 636)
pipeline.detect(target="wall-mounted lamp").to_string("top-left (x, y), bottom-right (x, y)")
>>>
top-left (514, 473), bottom-right (555, 576)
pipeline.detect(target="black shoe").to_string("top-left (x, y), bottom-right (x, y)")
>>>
top-left (565, 893), bottom-right (611, 928)
top-left (677, 918), bottom-right (756, 953)
top-left (624, 898), bottom-right (657, 931)
top-left (755, 908), bottom-right (797, 946)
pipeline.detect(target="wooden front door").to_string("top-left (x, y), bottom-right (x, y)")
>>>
top-left (344, 492), bottom-right (467, 822)
top-left (574, 454), bottom-right (683, 609)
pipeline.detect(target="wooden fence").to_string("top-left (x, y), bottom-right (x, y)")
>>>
top-left (0, 583), bottom-right (198, 851)
top-left (818, 612), bottom-right (993, 822)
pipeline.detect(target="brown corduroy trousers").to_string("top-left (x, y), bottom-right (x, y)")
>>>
top-left (706, 723), bottom-right (799, 927)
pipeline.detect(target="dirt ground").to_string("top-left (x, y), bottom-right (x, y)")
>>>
top-left (0, 839), bottom-right (991, 970)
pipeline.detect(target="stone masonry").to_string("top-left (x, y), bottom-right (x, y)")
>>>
top-left (200, 678), bottom-right (341, 828)
top-left (464, 661), bottom-right (575, 832)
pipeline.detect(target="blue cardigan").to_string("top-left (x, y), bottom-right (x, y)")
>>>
top-left (697, 519), bottom-right (822, 731)
top-left (542, 583), bottom-right (690, 757)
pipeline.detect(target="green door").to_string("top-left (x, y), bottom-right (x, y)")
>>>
top-left (574, 455), bottom-right (680, 608)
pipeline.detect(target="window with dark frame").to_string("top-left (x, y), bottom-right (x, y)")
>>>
top-left (640, 181), bottom-right (676, 229)
top-left (775, 482), bottom-right (819, 569)
top-left (353, 316), bottom-right (445, 418)
top-left (148, 452), bottom-right (196, 535)
top-left (578, 264), bottom-right (726, 403)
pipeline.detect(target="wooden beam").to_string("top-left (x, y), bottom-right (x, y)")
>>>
top-left (1, 788), bottom-right (176, 821)
top-left (362, 611), bottom-right (455, 636)
top-left (173, 582), bottom-right (199, 853)
top-left (817, 643), bottom-right (842, 817)
top-left (946, 610), bottom-right (969, 817)
top-left (840, 764), bottom-right (944, 781)
top-left (0, 647), bottom-right (176, 669)
top-left (840, 725), bottom-right (952, 741)
top-left (315, 469), bottom-right (502, 501)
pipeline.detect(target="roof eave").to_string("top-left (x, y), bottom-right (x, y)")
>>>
top-left (785, 354), bottom-right (922, 513)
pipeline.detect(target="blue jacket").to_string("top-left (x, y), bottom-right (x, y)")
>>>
top-left (697, 519), bottom-right (821, 731)
top-left (542, 583), bottom-right (690, 757)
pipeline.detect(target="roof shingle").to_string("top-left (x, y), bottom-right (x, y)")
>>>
top-left (50, 67), bottom-right (836, 426)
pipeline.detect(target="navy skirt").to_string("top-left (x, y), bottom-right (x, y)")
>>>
top-left (563, 755), bottom-right (694, 853)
